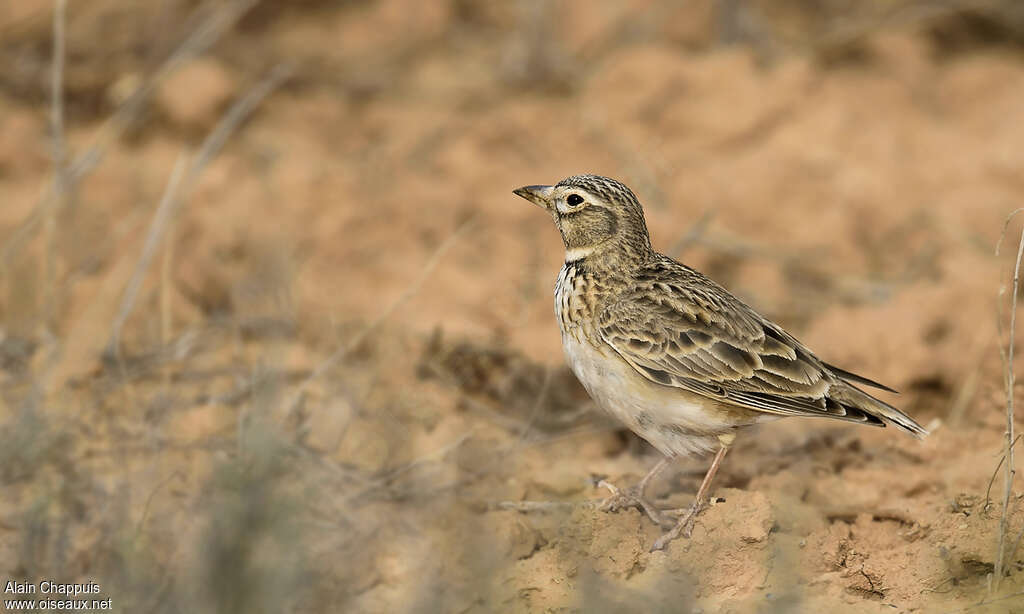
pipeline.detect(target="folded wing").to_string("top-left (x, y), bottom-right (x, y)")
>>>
top-left (597, 257), bottom-right (927, 437)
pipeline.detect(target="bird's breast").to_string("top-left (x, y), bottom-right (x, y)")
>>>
top-left (554, 263), bottom-right (599, 340)
top-left (559, 332), bottom-right (729, 457)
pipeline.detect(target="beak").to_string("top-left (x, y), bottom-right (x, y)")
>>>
top-left (513, 184), bottom-right (554, 210)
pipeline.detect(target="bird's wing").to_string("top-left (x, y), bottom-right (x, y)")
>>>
top-left (596, 258), bottom-right (888, 426)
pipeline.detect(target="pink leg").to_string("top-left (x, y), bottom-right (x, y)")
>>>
top-left (650, 438), bottom-right (731, 551)
top-left (598, 456), bottom-right (673, 527)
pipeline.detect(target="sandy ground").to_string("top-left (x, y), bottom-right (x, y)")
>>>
top-left (3, 1), bottom-right (1024, 612)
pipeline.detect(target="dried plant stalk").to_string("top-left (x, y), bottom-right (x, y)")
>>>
top-left (0, 0), bottom-right (258, 272)
top-left (107, 64), bottom-right (292, 360)
top-left (42, 0), bottom-right (68, 332)
top-left (993, 209), bottom-right (1024, 588)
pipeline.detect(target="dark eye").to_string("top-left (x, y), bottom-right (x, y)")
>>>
top-left (566, 194), bottom-right (583, 206)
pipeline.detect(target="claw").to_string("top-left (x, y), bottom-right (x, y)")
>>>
top-left (596, 480), bottom-right (671, 527)
top-left (649, 441), bottom-right (732, 551)
top-left (650, 501), bottom-right (706, 551)
top-left (597, 479), bottom-right (623, 500)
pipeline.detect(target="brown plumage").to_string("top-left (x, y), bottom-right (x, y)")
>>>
top-left (514, 173), bottom-right (926, 550)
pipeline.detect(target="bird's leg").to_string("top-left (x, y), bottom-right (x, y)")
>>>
top-left (651, 433), bottom-right (734, 551)
top-left (597, 456), bottom-right (673, 527)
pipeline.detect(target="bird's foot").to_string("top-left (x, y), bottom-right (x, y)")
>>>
top-left (650, 499), bottom-right (708, 552)
top-left (596, 480), bottom-right (672, 528)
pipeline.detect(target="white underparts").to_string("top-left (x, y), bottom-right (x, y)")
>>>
top-left (559, 333), bottom-right (725, 457)
top-left (564, 246), bottom-right (594, 262)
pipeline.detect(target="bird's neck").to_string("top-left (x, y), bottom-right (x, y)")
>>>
top-left (563, 238), bottom-right (654, 272)
top-left (563, 246), bottom-right (595, 263)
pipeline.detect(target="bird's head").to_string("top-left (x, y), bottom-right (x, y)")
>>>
top-left (513, 174), bottom-right (652, 262)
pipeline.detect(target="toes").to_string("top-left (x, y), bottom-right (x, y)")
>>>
top-left (596, 480), bottom-right (623, 498)
top-left (649, 502), bottom-right (706, 550)
top-left (636, 503), bottom-right (673, 528)
top-left (650, 529), bottom-right (674, 552)
top-left (598, 494), bottom-right (632, 513)
top-left (596, 481), bottom-right (648, 515)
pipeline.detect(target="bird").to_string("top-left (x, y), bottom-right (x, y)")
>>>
top-left (513, 174), bottom-right (927, 551)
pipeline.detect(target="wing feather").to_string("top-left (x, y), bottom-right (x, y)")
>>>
top-left (597, 256), bottom-right (923, 434)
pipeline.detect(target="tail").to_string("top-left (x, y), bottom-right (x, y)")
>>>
top-left (831, 383), bottom-right (929, 439)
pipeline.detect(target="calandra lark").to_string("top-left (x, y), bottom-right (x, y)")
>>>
top-left (514, 174), bottom-right (926, 551)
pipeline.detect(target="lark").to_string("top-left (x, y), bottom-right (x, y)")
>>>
top-left (514, 174), bottom-right (927, 551)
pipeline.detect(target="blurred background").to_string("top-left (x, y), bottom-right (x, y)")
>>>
top-left (2, 0), bottom-right (1024, 612)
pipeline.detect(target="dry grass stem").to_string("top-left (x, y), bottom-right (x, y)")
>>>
top-left (993, 208), bottom-right (1024, 587)
top-left (183, 63), bottom-right (294, 186)
top-left (947, 332), bottom-right (992, 426)
top-left (0, 0), bottom-right (258, 271)
top-left (160, 219), bottom-right (175, 388)
top-left (285, 216), bottom-right (476, 416)
top-left (513, 367), bottom-right (551, 447)
top-left (42, 0), bottom-right (68, 333)
top-left (668, 209), bottom-right (717, 258)
top-left (494, 500), bottom-right (599, 513)
top-left (340, 429), bottom-right (477, 506)
top-left (107, 64), bottom-right (292, 360)
top-left (985, 434), bottom-right (1022, 509)
top-left (107, 152), bottom-right (189, 359)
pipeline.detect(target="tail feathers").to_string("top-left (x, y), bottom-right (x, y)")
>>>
top-left (824, 362), bottom-right (899, 393)
top-left (833, 385), bottom-right (928, 439)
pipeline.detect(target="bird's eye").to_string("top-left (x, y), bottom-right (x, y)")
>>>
top-left (567, 194), bottom-right (583, 206)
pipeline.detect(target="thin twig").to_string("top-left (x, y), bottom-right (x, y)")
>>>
top-left (284, 216), bottom-right (476, 416)
top-left (668, 208), bottom-right (717, 258)
top-left (508, 367), bottom-right (552, 451)
top-left (993, 207), bottom-right (1024, 363)
top-left (160, 217), bottom-right (175, 389)
top-left (947, 332), bottom-right (992, 426)
top-left (993, 209), bottom-right (1024, 587)
top-left (49, 0), bottom-right (67, 187)
top-left (42, 0), bottom-right (68, 331)
top-left (340, 430), bottom-right (477, 506)
top-left (459, 397), bottom-right (532, 433)
top-left (108, 153), bottom-right (189, 359)
top-left (984, 434), bottom-right (1021, 510)
top-left (0, 0), bottom-right (258, 271)
top-left (1007, 519), bottom-right (1024, 577)
top-left (106, 64), bottom-right (293, 359)
top-left (182, 63), bottom-right (294, 187)
top-left (947, 366), bottom-right (982, 427)
top-left (133, 471), bottom-right (183, 543)
top-left (419, 424), bottom-right (615, 499)
top-left (493, 500), bottom-right (599, 513)
top-left (428, 364), bottom-right (556, 500)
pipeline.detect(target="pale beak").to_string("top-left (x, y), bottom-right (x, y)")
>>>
top-left (513, 184), bottom-right (554, 210)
